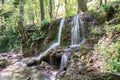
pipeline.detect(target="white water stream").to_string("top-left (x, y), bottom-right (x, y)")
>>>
top-left (70, 15), bottom-right (86, 47)
top-left (35, 18), bottom-right (65, 60)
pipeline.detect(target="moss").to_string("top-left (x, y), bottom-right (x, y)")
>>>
top-left (50, 50), bottom-right (56, 56)
top-left (39, 61), bottom-right (46, 68)
top-left (61, 23), bottom-right (71, 46)
top-left (0, 59), bottom-right (7, 68)
top-left (72, 54), bottom-right (79, 62)
top-left (72, 54), bottom-right (79, 59)
top-left (81, 49), bottom-right (87, 55)
top-left (61, 75), bottom-right (69, 80)
top-left (79, 44), bottom-right (87, 55)
top-left (81, 56), bottom-right (85, 61)
top-left (79, 44), bottom-right (85, 51)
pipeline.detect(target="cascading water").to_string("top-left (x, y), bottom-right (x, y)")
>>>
top-left (70, 15), bottom-right (86, 47)
top-left (60, 15), bottom-right (87, 70)
top-left (60, 53), bottom-right (68, 70)
top-left (71, 15), bottom-right (80, 45)
top-left (60, 48), bottom-right (70, 70)
top-left (37, 18), bottom-right (65, 59)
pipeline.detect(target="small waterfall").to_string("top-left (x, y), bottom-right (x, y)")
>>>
top-left (38, 18), bottom-right (65, 59)
top-left (71, 15), bottom-right (80, 45)
top-left (60, 48), bottom-right (70, 70)
top-left (60, 53), bottom-right (68, 70)
top-left (70, 15), bottom-right (86, 47)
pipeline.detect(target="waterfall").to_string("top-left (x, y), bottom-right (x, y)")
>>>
top-left (71, 15), bottom-right (80, 45)
top-left (60, 15), bottom-right (87, 70)
top-left (70, 15), bottom-right (86, 47)
top-left (60, 48), bottom-right (70, 70)
top-left (37, 18), bottom-right (65, 59)
top-left (60, 53), bottom-right (68, 70)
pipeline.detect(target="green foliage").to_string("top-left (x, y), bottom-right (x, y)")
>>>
top-left (114, 6), bottom-right (120, 22)
top-left (79, 44), bottom-right (87, 55)
top-left (0, 35), bottom-right (9, 52)
top-left (110, 59), bottom-right (120, 72)
top-left (89, 6), bottom-right (107, 24)
top-left (0, 27), bottom-right (20, 52)
top-left (94, 24), bottom-right (120, 72)
top-left (40, 20), bottom-right (49, 28)
top-left (110, 39), bottom-right (120, 72)
top-left (104, 24), bottom-right (120, 35)
top-left (72, 54), bottom-right (79, 61)
top-left (31, 32), bottom-right (42, 41)
top-left (66, 0), bottom-right (77, 17)
top-left (0, 1), bottom-right (20, 52)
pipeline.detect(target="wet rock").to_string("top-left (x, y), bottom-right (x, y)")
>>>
top-left (0, 52), bottom-right (23, 65)
top-left (56, 71), bottom-right (66, 79)
top-left (26, 58), bottom-right (39, 66)
top-left (38, 61), bottom-right (51, 70)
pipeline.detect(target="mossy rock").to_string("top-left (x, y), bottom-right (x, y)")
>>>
top-left (39, 61), bottom-right (47, 68)
top-left (26, 58), bottom-right (39, 66)
top-left (50, 51), bottom-right (56, 56)
top-left (79, 44), bottom-right (85, 51)
top-left (79, 44), bottom-right (88, 55)
top-left (72, 54), bottom-right (79, 62)
top-left (61, 75), bottom-right (69, 80)
top-left (40, 19), bottom-right (61, 51)
top-left (0, 59), bottom-right (7, 68)
top-left (61, 21), bottom-right (71, 46)
top-left (48, 19), bottom-right (61, 40)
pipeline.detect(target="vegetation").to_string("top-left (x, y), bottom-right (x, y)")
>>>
top-left (0, 0), bottom-right (120, 80)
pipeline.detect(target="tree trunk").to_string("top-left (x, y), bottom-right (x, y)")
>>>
top-left (105, 0), bottom-right (107, 4)
top-left (49, 0), bottom-right (53, 19)
top-left (18, 0), bottom-right (25, 40)
top-left (40, 0), bottom-right (45, 21)
top-left (0, 0), bottom-right (4, 5)
top-left (18, 0), bottom-right (33, 57)
top-left (100, 0), bottom-right (103, 5)
top-left (78, 0), bottom-right (87, 13)
top-left (2, 0), bottom-right (4, 4)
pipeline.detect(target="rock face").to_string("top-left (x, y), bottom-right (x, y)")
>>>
top-left (39, 13), bottom-right (95, 52)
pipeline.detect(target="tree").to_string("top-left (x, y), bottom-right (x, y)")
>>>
top-left (2, 0), bottom-right (4, 4)
top-left (100, 0), bottom-right (103, 5)
top-left (40, 0), bottom-right (45, 21)
top-left (105, 0), bottom-right (107, 4)
top-left (0, 0), bottom-right (4, 5)
top-left (49, 0), bottom-right (53, 19)
top-left (18, 0), bottom-right (26, 40)
top-left (78, 0), bottom-right (87, 13)
top-left (18, 0), bottom-right (36, 57)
